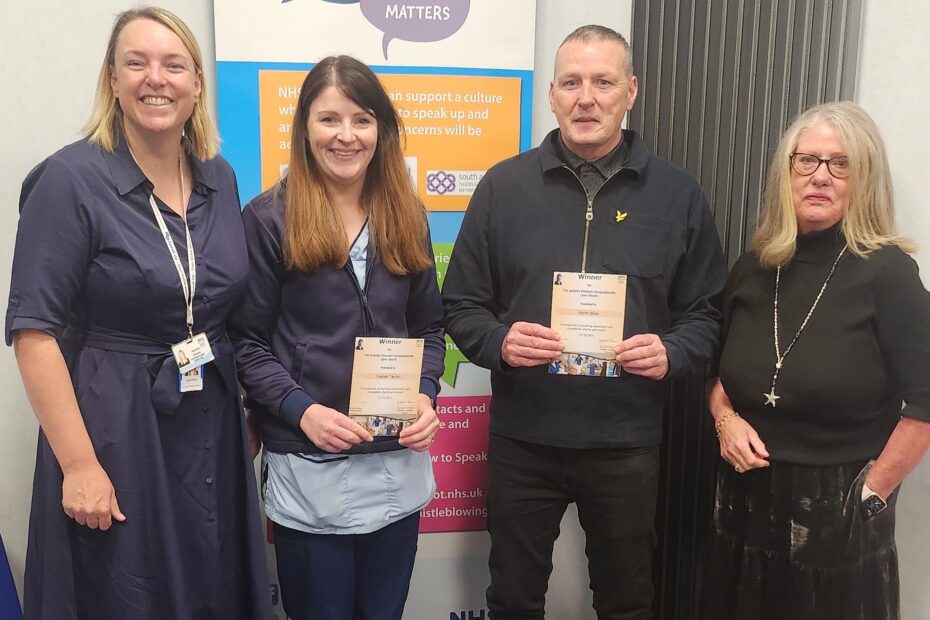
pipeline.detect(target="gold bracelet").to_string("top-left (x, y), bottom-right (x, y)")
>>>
top-left (714, 411), bottom-right (740, 438)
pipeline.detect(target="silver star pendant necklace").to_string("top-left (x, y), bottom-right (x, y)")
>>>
top-left (765, 245), bottom-right (848, 407)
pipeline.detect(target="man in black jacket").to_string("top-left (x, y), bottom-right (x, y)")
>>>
top-left (442, 24), bottom-right (727, 619)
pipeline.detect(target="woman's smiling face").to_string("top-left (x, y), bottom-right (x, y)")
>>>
top-left (306, 86), bottom-right (379, 192)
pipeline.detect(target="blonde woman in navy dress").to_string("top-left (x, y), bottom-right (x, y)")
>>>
top-left (7, 8), bottom-right (269, 619)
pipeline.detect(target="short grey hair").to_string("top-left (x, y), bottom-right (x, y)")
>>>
top-left (559, 25), bottom-right (634, 78)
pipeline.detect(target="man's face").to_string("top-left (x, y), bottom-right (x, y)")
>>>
top-left (549, 38), bottom-right (638, 161)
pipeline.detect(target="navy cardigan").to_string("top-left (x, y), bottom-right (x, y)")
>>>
top-left (229, 188), bottom-right (445, 454)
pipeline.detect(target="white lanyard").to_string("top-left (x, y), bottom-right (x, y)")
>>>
top-left (148, 155), bottom-right (196, 339)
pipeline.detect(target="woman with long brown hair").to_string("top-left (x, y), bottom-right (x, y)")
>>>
top-left (230, 56), bottom-right (444, 619)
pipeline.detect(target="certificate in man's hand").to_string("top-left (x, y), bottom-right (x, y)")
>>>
top-left (349, 337), bottom-right (424, 436)
top-left (549, 271), bottom-right (626, 377)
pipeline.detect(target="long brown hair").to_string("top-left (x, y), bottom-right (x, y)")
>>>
top-left (280, 55), bottom-right (431, 274)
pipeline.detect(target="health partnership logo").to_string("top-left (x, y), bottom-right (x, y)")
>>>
top-left (426, 170), bottom-right (484, 196)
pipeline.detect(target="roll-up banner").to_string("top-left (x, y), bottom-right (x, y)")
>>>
top-left (215, 1), bottom-right (535, 615)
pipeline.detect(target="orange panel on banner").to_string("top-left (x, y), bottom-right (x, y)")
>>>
top-left (258, 70), bottom-right (304, 190)
top-left (381, 74), bottom-right (521, 211)
top-left (257, 70), bottom-right (521, 211)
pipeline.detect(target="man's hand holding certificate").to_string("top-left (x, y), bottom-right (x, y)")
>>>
top-left (549, 271), bottom-right (627, 377)
top-left (500, 322), bottom-right (563, 367)
top-left (615, 333), bottom-right (669, 380)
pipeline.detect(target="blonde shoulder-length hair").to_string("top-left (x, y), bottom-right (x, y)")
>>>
top-left (753, 101), bottom-right (913, 268)
top-left (278, 55), bottom-right (431, 275)
top-left (83, 6), bottom-right (219, 160)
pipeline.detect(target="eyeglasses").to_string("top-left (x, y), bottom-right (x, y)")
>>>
top-left (789, 153), bottom-right (850, 179)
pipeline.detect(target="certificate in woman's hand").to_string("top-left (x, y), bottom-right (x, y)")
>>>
top-left (348, 337), bottom-right (425, 436)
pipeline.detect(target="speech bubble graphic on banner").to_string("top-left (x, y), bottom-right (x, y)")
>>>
top-left (359, 0), bottom-right (471, 59)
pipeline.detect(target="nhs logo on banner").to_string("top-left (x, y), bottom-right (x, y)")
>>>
top-left (451, 610), bottom-right (491, 620)
top-left (426, 170), bottom-right (484, 196)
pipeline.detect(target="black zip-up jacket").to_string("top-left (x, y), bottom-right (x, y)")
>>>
top-left (442, 129), bottom-right (727, 449)
top-left (229, 188), bottom-right (445, 454)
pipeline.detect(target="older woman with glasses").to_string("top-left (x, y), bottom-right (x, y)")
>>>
top-left (701, 101), bottom-right (930, 619)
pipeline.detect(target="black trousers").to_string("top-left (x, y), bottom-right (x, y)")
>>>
top-left (486, 433), bottom-right (660, 620)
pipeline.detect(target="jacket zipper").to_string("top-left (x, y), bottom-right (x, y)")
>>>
top-left (344, 253), bottom-right (375, 336)
top-left (562, 165), bottom-right (624, 273)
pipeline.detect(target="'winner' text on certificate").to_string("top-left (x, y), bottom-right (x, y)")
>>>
top-left (549, 272), bottom-right (626, 378)
top-left (349, 337), bottom-right (424, 436)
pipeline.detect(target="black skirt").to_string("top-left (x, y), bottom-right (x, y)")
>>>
top-left (701, 459), bottom-right (899, 620)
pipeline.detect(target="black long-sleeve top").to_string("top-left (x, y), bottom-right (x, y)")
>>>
top-left (719, 225), bottom-right (930, 465)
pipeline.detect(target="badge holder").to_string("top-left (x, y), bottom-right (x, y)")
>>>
top-left (172, 333), bottom-right (215, 392)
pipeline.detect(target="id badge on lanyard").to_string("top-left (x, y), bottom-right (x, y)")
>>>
top-left (149, 192), bottom-right (214, 392)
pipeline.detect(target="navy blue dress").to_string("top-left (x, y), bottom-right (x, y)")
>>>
top-left (6, 139), bottom-right (270, 619)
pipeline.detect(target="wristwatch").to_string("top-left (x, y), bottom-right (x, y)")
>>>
top-left (860, 481), bottom-right (888, 519)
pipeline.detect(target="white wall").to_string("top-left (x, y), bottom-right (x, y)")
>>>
top-left (0, 1), bottom-right (629, 615)
top-left (857, 3), bottom-right (930, 618)
top-left (533, 1), bottom-right (633, 144)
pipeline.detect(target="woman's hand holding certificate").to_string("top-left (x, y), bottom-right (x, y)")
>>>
top-left (398, 394), bottom-right (441, 452)
top-left (299, 403), bottom-right (373, 453)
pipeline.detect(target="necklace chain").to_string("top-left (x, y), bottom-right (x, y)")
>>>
top-left (764, 245), bottom-right (847, 407)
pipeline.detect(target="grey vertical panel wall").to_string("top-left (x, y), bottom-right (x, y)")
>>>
top-left (627, 1), bottom-right (862, 618)
top-left (632, 0), bottom-right (861, 260)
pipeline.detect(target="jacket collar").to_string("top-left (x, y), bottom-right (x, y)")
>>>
top-left (538, 128), bottom-right (649, 178)
top-left (103, 137), bottom-right (218, 197)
